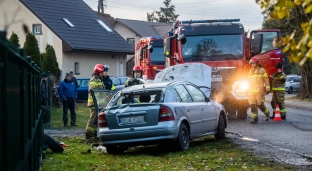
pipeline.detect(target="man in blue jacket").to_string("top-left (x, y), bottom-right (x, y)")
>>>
top-left (58, 73), bottom-right (78, 127)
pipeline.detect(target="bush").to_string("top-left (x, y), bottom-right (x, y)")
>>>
top-left (41, 44), bottom-right (61, 80)
top-left (9, 32), bottom-right (20, 47)
top-left (23, 32), bottom-right (41, 68)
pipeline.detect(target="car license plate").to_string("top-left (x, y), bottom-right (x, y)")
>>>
top-left (212, 78), bottom-right (222, 82)
top-left (119, 116), bottom-right (144, 124)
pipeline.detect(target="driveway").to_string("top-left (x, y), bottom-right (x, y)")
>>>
top-left (227, 102), bottom-right (312, 169)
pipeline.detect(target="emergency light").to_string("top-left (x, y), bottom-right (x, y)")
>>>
top-left (179, 19), bottom-right (240, 25)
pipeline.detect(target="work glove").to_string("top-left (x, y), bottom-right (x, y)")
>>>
top-left (281, 78), bottom-right (286, 83)
top-left (265, 91), bottom-right (270, 95)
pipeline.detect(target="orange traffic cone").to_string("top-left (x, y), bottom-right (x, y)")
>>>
top-left (274, 104), bottom-right (282, 121)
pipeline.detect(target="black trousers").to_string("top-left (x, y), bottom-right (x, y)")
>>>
top-left (63, 98), bottom-right (76, 125)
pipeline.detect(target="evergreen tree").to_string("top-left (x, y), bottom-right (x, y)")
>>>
top-left (23, 32), bottom-right (41, 67)
top-left (42, 44), bottom-right (61, 79)
top-left (147, 0), bottom-right (179, 23)
top-left (9, 32), bottom-right (20, 47)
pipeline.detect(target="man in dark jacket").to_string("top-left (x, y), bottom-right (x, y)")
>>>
top-left (102, 65), bottom-right (115, 91)
top-left (41, 73), bottom-right (48, 105)
top-left (70, 71), bottom-right (79, 89)
top-left (58, 73), bottom-right (78, 127)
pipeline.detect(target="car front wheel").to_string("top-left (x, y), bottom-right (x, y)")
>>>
top-left (215, 115), bottom-right (226, 140)
top-left (176, 123), bottom-right (190, 151)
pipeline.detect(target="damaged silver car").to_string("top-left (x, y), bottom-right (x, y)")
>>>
top-left (92, 81), bottom-right (227, 154)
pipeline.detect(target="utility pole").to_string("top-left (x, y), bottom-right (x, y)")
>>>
top-left (98, 0), bottom-right (105, 13)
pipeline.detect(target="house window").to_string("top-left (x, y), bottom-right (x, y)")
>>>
top-left (127, 38), bottom-right (135, 47)
top-left (75, 62), bottom-right (80, 75)
top-left (63, 18), bottom-right (75, 28)
top-left (97, 19), bottom-right (113, 33)
top-left (33, 24), bottom-right (42, 35)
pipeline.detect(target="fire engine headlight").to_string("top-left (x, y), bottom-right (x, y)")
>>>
top-left (233, 80), bottom-right (249, 93)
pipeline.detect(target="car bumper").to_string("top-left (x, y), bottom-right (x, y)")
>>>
top-left (98, 121), bottom-right (179, 145)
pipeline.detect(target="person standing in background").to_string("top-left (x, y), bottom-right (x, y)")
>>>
top-left (58, 73), bottom-right (78, 127)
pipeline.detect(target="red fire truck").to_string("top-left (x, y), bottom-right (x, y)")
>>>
top-left (134, 36), bottom-right (165, 81)
top-left (163, 19), bottom-right (283, 119)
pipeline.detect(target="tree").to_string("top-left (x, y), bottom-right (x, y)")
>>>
top-left (147, 0), bottom-right (179, 23)
top-left (42, 44), bottom-right (61, 79)
top-left (258, 0), bottom-right (312, 98)
top-left (23, 32), bottom-right (41, 68)
top-left (9, 32), bottom-right (20, 47)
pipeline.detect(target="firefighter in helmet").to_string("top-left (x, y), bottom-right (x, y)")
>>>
top-left (270, 62), bottom-right (287, 120)
top-left (247, 57), bottom-right (271, 124)
top-left (85, 64), bottom-right (105, 139)
top-left (125, 65), bottom-right (144, 87)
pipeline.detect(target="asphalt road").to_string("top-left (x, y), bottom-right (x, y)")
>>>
top-left (226, 100), bottom-right (312, 168)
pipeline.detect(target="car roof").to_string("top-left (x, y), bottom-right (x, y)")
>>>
top-left (76, 77), bottom-right (90, 80)
top-left (121, 81), bottom-right (193, 93)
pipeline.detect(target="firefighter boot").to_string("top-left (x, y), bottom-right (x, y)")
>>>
top-left (281, 115), bottom-right (286, 120)
top-left (250, 118), bottom-right (259, 124)
top-left (85, 131), bottom-right (94, 140)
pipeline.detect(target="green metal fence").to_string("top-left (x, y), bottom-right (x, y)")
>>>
top-left (0, 31), bottom-right (44, 171)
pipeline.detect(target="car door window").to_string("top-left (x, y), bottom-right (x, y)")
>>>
top-left (113, 78), bottom-right (120, 86)
top-left (174, 85), bottom-right (192, 102)
top-left (293, 77), bottom-right (299, 82)
top-left (120, 77), bottom-right (127, 85)
top-left (185, 84), bottom-right (206, 102)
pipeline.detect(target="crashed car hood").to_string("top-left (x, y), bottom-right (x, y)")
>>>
top-left (153, 63), bottom-right (212, 97)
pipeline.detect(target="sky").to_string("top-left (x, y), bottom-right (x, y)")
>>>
top-left (83, 0), bottom-right (265, 31)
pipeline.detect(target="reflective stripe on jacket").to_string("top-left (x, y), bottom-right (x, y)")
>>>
top-left (248, 66), bottom-right (270, 92)
top-left (271, 72), bottom-right (286, 91)
top-left (87, 76), bottom-right (104, 107)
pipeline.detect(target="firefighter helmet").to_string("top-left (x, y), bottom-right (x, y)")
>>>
top-left (133, 65), bottom-right (143, 72)
top-left (103, 65), bottom-right (109, 72)
top-left (249, 57), bottom-right (260, 65)
top-left (93, 64), bottom-right (104, 75)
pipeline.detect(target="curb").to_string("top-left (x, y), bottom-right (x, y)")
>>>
top-left (265, 99), bottom-right (312, 111)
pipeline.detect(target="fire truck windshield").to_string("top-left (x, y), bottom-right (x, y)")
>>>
top-left (150, 46), bottom-right (165, 65)
top-left (181, 34), bottom-right (243, 62)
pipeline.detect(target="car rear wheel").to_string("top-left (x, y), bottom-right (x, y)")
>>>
top-left (105, 145), bottom-right (124, 155)
top-left (176, 123), bottom-right (190, 151)
top-left (215, 115), bottom-right (226, 140)
top-left (288, 87), bottom-right (293, 94)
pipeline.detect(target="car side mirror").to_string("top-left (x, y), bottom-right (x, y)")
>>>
top-left (177, 34), bottom-right (187, 45)
top-left (164, 38), bottom-right (171, 58)
top-left (251, 33), bottom-right (263, 56)
top-left (139, 48), bottom-right (143, 61)
top-left (290, 80), bottom-right (294, 83)
top-left (148, 45), bottom-right (153, 53)
top-left (205, 97), bottom-right (210, 102)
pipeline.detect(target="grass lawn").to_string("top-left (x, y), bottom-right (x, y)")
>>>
top-left (50, 102), bottom-right (89, 129)
top-left (41, 136), bottom-right (291, 171)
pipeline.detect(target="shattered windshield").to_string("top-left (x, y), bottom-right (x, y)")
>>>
top-left (182, 34), bottom-right (243, 62)
top-left (107, 89), bottom-right (165, 107)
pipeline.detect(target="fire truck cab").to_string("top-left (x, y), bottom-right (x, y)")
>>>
top-left (134, 36), bottom-right (165, 81)
top-left (163, 19), bottom-right (282, 119)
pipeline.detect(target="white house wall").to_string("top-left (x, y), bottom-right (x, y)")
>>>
top-left (62, 52), bottom-right (127, 79)
top-left (0, 0), bottom-right (63, 70)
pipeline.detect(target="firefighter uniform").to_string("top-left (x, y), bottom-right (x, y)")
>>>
top-left (270, 63), bottom-right (287, 119)
top-left (86, 65), bottom-right (105, 139)
top-left (125, 65), bottom-right (144, 87)
top-left (248, 60), bottom-right (271, 123)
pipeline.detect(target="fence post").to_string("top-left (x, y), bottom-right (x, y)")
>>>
top-left (45, 71), bottom-right (52, 129)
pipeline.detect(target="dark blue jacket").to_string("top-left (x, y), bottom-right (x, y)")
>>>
top-left (103, 76), bottom-right (113, 90)
top-left (58, 79), bottom-right (77, 100)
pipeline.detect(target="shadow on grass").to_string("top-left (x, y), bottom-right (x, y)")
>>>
top-left (121, 137), bottom-right (229, 156)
